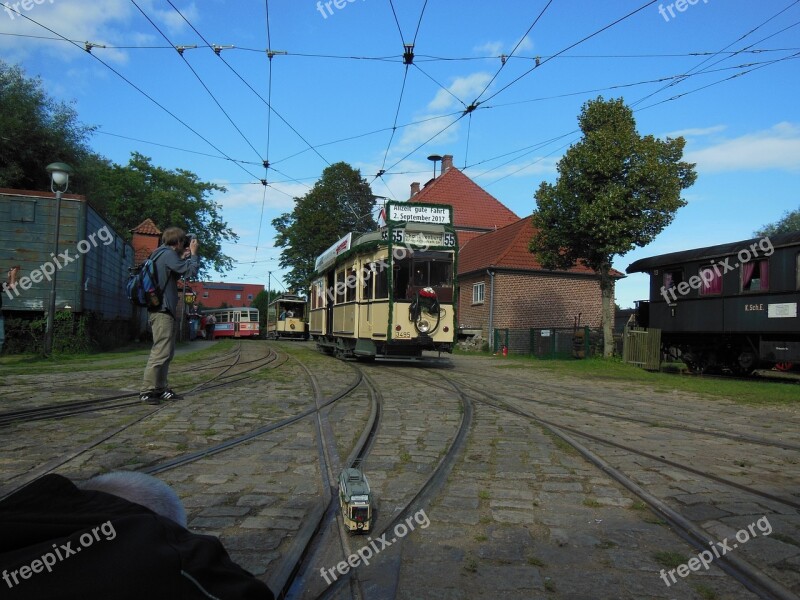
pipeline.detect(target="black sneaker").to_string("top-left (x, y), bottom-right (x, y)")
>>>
top-left (140, 392), bottom-right (161, 405)
top-left (160, 389), bottom-right (184, 401)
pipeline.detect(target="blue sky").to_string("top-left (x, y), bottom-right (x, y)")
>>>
top-left (2, 0), bottom-right (798, 307)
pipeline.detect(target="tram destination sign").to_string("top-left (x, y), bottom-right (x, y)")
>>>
top-left (387, 202), bottom-right (452, 225)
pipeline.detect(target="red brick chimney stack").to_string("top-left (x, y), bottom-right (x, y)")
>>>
top-left (410, 182), bottom-right (421, 198)
top-left (441, 154), bottom-right (453, 172)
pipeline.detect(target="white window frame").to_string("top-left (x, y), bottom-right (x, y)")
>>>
top-left (472, 282), bottom-right (485, 304)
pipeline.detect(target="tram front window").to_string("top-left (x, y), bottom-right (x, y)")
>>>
top-left (351, 506), bottom-right (369, 522)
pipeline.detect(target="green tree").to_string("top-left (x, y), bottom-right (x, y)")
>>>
top-left (83, 152), bottom-right (237, 274)
top-left (0, 60), bottom-right (93, 190)
top-left (251, 288), bottom-right (282, 331)
top-left (530, 97), bottom-right (697, 356)
top-left (754, 207), bottom-right (800, 237)
top-left (272, 162), bottom-right (377, 290)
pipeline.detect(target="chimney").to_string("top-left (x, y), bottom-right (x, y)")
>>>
top-left (441, 154), bottom-right (453, 172)
top-left (410, 182), bottom-right (420, 197)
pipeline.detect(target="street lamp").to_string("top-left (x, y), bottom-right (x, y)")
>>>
top-left (43, 162), bottom-right (73, 356)
top-left (427, 154), bottom-right (442, 179)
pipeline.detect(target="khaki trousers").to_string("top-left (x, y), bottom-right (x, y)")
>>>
top-left (141, 311), bottom-right (176, 394)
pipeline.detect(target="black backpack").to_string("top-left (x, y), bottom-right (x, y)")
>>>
top-left (126, 248), bottom-right (169, 308)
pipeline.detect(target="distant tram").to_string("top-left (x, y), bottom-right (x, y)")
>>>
top-left (338, 467), bottom-right (372, 532)
top-left (309, 201), bottom-right (457, 360)
top-left (203, 307), bottom-right (260, 338)
top-left (266, 294), bottom-right (308, 340)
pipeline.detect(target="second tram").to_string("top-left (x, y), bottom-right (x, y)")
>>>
top-left (203, 307), bottom-right (260, 338)
top-left (309, 201), bottom-right (457, 360)
top-left (266, 294), bottom-right (308, 340)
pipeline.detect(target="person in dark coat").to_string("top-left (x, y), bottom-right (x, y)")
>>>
top-left (0, 473), bottom-right (274, 600)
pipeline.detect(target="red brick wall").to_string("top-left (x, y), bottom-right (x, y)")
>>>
top-left (458, 270), bottom-right (612, 337)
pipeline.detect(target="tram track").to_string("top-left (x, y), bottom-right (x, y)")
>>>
top-left (447, 373), bottom-right (799, 600)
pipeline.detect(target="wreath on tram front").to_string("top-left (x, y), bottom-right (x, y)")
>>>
top-left (409, 287), bottom-right (442, 334)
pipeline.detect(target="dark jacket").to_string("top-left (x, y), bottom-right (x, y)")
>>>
top-left (0, 474), bottom-right (274, 600)
top-left (151, 245), bottom-right (200, 317)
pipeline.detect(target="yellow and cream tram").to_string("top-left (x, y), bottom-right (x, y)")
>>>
top-left (309, 201), bottom-right (457, 360)
top-left (266, 294), bottom-right (308, 340)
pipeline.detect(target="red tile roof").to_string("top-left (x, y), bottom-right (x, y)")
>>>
top-left (411, 167), bottom-right (519, 231)
top-left (131, 218), bottom-right (161, 236)
top-left (459, 216), bottom-right (623, 278)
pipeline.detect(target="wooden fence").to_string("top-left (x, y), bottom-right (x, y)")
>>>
top-left (622, 326), bottom-right (662, 370)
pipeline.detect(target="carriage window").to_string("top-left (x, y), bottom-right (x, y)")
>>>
top-left (346, 268), bottom-right (357, 303)
top-left (797, 253), bottom-right (800, 290)
top-left (742, 259), bottom-right (769, 292)
top-left (473, 282), bottom-right (485, 304)
top-left (393, 258), bottom-right (411, 300)
top-left (430, 260), bottom-right (453, 287)
top-left (335, 269), bottom-right (346, 304)
top-left (363, 264), bottom-right (374, 300)
top-left (217, 313), bottom-right (228, 323)
top-left (699, 267), bottom-right (722, 295)
top-left (663, 269), bottom-right (683, 291)
top-left (374, 262), bottom-right (389, 299)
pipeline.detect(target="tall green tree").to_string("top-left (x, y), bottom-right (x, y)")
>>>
top-left (0, 60), bottom-right (93, 189)
top-left (754, 207), bottom-right (800, 237)
top-left (83, 152), bottom-right (237, 274)
top-left (272, 162), bottom-right (377, 290)
top-left (530, 97), bottom-right (697, 356)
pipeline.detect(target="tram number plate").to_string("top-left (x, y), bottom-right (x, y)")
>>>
top-left (383, 229), bottom-right (455, 247)
top-left (395, 331), bottom-right (411, 339)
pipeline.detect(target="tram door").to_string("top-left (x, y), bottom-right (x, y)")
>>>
top-left (325, 270), bottom-right (334, 336)
top-left (233, 310), bottom-right (241, 337)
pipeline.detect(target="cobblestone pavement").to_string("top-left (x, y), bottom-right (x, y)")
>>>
top-left (1, 343), bottom-right (798, 599)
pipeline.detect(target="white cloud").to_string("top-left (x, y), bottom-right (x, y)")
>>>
top-left (472, 156), bottom-right (558, 181)
top-left (685, 122), bottom-right (800, 173)
top-left (427, 72), bottom-right (492, 111)
top-left (664, 125), bottom-right (727, 138)
top-left (214, 181), bottom-right (301, 211)
top-left (474, 41), bottom-right (503, 56)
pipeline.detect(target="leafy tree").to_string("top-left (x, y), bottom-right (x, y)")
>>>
top-left (273, 162), bottom-right (377, 290)
top-left (82, 152), bottom-right (237, 274)
top-left (754, 207), bottom-right (800, 237)
top-left (251, 288), bottom-right (282, 331)
top-left (0, 60), bottom-right (93, 190)
top-left (530, 97), bottom-right (697, 356)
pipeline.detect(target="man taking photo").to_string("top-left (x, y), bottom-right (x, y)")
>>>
top-left (139, 228), bottom-right (199, 404)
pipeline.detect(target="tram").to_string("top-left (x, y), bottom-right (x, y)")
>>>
top-left (266, 294), bottom-right (308, 340)
top-left (338, 467), bottom-right (372, 532)
top-left (203, 307), bottom-right (260, 338)
top-left (309, 201), bottom-right (457, 360)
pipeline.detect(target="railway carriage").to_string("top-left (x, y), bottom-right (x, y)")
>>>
top-left (627, 231), bottom-right (800, 373)
top-left (266, 294), bottom-right (308, 340)
top-left (203, 307), bottom-right (260, 338)
top-left (309, 201), bottom-right (457, 360)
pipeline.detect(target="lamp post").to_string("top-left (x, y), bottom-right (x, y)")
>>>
top-left (43, 162), bottom-right (73, 356)
top-left (427, 154), bottom-right (442, 179)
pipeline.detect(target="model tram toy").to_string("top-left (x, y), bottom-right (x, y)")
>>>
top-left (266, 294), bottom-right (308, 340)
top-left (202, 307), bottom-right (260, 338)
top-left (338, 466), bottom-right (372, 532)
top-left (309, 201), bottom-right (457, 360)
top-left (627, 231), bottom-right (800, 373)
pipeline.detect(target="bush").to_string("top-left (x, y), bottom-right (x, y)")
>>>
top-left (2, 312), bottom-right (134, 355)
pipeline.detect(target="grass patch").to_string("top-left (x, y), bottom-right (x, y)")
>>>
top-left (694, 584), bottom-right (718, 599)
top-left (527, 556), bottom-right (546, 567)
top-left (583, 498), bottom-right (602, 508)
top-left (653, 550), bottom-right (687, 569)
top-left (493, 355), bottom-right (799, 406)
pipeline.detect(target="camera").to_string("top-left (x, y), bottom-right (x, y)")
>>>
top-left (183, 233), bottom-right (197, 249)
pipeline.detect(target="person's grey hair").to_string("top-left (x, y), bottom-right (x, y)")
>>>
top-left (81, 471), bottom-right (187, 527)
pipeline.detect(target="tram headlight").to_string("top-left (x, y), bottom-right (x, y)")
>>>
top-left (417, 319), bottom-right (430, 333)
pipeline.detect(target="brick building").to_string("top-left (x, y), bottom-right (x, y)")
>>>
top-left (406, 155), bottom-right (619, 348)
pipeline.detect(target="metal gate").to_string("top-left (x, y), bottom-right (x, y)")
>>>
top-left (493, 327), bottom-right (597, 359)
top-left (623, 326), bottom-right (661, 370)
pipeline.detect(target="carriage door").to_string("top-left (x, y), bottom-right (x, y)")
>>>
top-left (233, 310), bottom-right (241, 337)
top-left (326, 270), bottom-right (335, 336)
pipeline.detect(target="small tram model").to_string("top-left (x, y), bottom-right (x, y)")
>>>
top-left (338, 466), bottom-right (372, 532)
top-left (202, 307), bottom-right (260, 338)
top-left (309, 201), bottom-right (457, 360)
top-left (265, 294), bottom-right (308, 340)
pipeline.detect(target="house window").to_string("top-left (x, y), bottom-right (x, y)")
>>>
top-left (235, 293), bottom-right (242, 300)
top-left (473, 282), bottom-right (485, 304)
top-left (203, 292), bottom-right (209, 298)
top-left (663, 269), bottom-right (683, 292)
top-left (699, 267), bottom-right (722, 295)
top-left (10, 199), bottom-right (36, 222)
top-left (742, 259), bottom-right (769, 292)
top-left (247, 294), bottom-right (253, 300)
